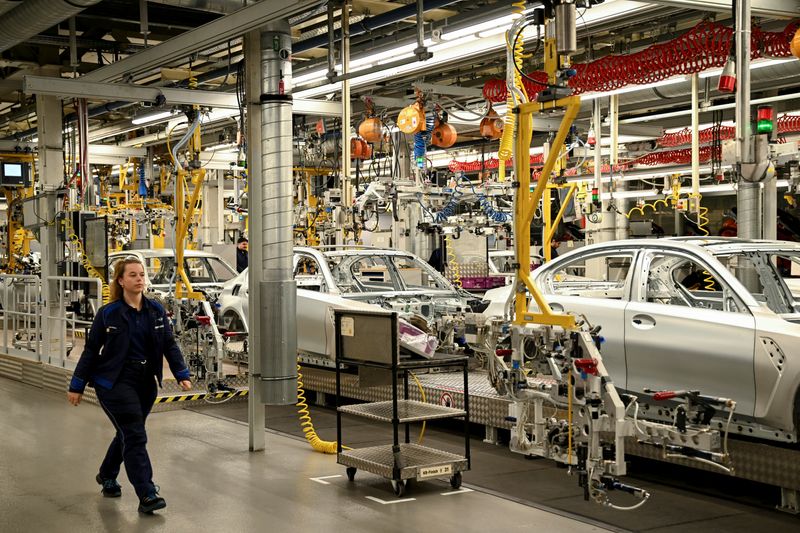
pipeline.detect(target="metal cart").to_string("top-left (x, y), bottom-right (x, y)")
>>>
top-left (334, 309), bottom-right (470, 497)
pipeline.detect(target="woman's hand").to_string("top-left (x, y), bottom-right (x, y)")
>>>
top-left (67, 392), bottom-right (82, 406)
top-left (179, 380), bottom-right (192, 391)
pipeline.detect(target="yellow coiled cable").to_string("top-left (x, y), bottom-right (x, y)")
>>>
top-left (445, 234), bottom-right (462, 288)
top-left (625, 198), bottom-right (671, 219)
top-left (64, 216), bottom-right (111, 305)
top-left (692, 193), bottom-right (716, 290)
top-left (297, 364), bottom-right (345, 454)
top-left (498, 1), bottom-right (529, 161)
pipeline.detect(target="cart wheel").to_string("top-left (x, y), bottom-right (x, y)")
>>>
top-left (391, 479), bottom-right (406, 497)
top-left (450, 472), bottom-right (462, 490)
top-left (346, 467), bottom-right (357, 482)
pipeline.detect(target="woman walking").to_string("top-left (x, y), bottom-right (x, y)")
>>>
top-left (67, 257), bottom-right (191, 514)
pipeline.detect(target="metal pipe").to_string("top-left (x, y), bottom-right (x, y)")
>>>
top-left (326, 2), bottom-right (336, 81)
top-left (691, 73), bottom-right (700, 199)
top-left (295, 0), bottom-right (460, 53)
top-left (610, 94), bottom-right (628, 240)
top-left (341, 0), bottom-right (353, 241)
top-left (735, 0), bottom-right (751, 166)
top-left (736, 0), bottom-right (761, 241)
top-left (0, 0), bottom-right (101, 54)
top-left (764, 174), bottom-right (777, 240)
top-left (415, 0), bottom-right (426, 55)
top-left (256, 20), bottom-right (297, 405)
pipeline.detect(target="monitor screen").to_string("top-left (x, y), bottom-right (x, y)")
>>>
top-left (3, 163), bottom-right (22, 178)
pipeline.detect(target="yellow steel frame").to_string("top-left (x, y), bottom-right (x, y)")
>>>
top-left (543, 182), bottom-right (576, 262)
top-left (174, 117), bottom-right (206, 301)
top-left (513, 96), bottom-right (580, 329)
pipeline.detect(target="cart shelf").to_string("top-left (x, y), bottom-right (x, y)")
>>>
top-left (339, 399), bottom-right (467, 423)
top-left (339, 443), bottom-right (468, 481)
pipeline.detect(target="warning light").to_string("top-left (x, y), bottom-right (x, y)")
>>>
top-left (587, 126), bottom-right (596, 146)
top-left (717, 57), bottom-right (736, 93)
top-left (756, 105), bottom-right (775, 134)
top-left (591, 187), bottom-right (599, 203)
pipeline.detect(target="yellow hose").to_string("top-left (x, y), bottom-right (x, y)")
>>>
top-left (692, 193), bottom-right (716, 290)
top-left (498, 1), bottom-right (529, 161)
top-left (64, 216), bottom-right (110, 305)
top-left (625, 198), bottom-right (671, 219)
top-left (410, 371), bottom-right (427, 444)
top-left (297, 364), bottom-right (344, 454)
top-left (445, 234), bottom-right (462, 288)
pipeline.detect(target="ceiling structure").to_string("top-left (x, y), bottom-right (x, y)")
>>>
top-left (0, 0), bottom-right (796, 165)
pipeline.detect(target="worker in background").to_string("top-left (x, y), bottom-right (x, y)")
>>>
top-left (67, 257), bottom-right (191, 514)
top-left (236, 236), bottom-right (249, 273)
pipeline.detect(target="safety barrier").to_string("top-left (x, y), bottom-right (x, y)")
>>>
top-left (0, 274), bottom-right (42, 361)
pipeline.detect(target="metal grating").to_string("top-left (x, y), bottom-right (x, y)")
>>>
top-left (339, 400), bottom-right (466, 423)
top-left (338, 443), bottom-right (468, 480)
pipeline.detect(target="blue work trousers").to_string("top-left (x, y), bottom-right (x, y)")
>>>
top-left (95, 360), bottom-right (158, 499)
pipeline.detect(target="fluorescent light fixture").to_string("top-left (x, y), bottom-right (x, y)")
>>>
top-left (621, 93), bottom-right (800, 124)
top-left (132, 109), bottom-right (175, 125)
top-left (293, 0), bottom-right (651, 97)
top-left (698, 58), bottom-right (797, 79)
top-left (206, 142), bottom-right (237, 152)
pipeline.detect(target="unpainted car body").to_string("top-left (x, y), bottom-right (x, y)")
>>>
top-left (483, 237), bottom-right (800, 442)
top-left (108, 248), bottom-right (237, 294)
top-left (217, 246), bottom-right (479, 358)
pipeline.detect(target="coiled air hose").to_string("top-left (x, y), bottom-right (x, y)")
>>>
top-left (413, 113), bottom-right (435, 168)
top-left (498, 1), bottom-right (530, 161)
top-left (297, 364), bottom-right (343, 454)
top-left (445, 234), bottom-right (462, 288)
top-left (64, 216), bottom-right (110, 305)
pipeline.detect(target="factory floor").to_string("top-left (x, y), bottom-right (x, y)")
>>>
top-left (0, 377), bottom-right (611, 533)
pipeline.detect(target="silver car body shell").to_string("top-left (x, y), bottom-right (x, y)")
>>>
top-left (483, 238), bottom-right (800, 438)
top-left (108, 248), bottom-right (237, 293)
top-left (217, 247), bottom-right (470, 359)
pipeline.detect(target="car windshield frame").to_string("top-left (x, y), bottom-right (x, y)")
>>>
top-left (324, 252), bottom-right (455, 294)
top-left (713, 249), bottom-right (800, 315)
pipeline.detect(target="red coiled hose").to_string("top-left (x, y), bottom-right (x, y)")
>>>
top-left (483, 20), bottom-right (799, 104)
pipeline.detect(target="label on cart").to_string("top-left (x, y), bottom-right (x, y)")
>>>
top-left (418, 464), bottom-right (452, 479)
top-left (341, 317), bottom-right (354, 337)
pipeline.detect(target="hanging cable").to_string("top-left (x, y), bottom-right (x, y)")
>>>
top-left (296, 364), bottom-right (346, 454)
top-left (445, 234), bottom-right (462, 288)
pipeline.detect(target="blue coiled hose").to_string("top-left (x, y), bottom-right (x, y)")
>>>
top-left (413, 114), bottom-right (435, 168)
top-left (458, 174), bottom-right (509, 223)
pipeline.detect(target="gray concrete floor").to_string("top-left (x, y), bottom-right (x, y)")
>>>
top-left (0, 377), bottom-right (611, 533)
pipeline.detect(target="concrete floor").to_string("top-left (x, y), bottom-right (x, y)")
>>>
top-left (0, 377), bottom-right (611, 533)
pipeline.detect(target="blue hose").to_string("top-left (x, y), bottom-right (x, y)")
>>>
top-left (413, 114), bottom-right (435, 168)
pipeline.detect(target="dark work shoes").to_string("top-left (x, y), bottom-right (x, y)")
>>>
top-left (95, 474), bottom-right (122, 498)
top-left (138, 492), bottom-right (167, 514)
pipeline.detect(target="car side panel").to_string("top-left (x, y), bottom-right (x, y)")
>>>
top-left (624, 301), bottom-right (756, 415)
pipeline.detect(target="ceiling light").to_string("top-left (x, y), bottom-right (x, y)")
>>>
top-left (131, 108), bottom-right (176, 125)
top-left (580, 77), bottom-right (687, 101)
top-left (698, 58), bottom-right (797, 79)
top-left (620, 93), bottom-right (800, 124)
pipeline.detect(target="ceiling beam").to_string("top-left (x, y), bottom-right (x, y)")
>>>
top-left (643, 0), bottom-right (800, 18)
top-left (22, 75), bottom-right (342, 116)
top-left (80, 0), bottom-right (317, 83)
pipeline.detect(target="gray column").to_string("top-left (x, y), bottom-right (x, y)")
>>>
top-left (257, 21), bottom-right (297, 406)
top-left (36, 95), bottom-right (65, 365)
top-left (763, 175), bottom-right (777, 241)
top-left (245, 29), bottom-right (265, 452)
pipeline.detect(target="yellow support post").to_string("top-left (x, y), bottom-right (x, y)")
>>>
top-left (513, 96), bottom-right (580, 329)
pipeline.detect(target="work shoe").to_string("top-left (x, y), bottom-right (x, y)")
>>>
top-left (138, 491), bottom-right (167, 514)
top-left (95, 474), bottom-right (121, 498)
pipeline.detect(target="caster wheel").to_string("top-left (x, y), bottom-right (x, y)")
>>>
top-left (346, 467), bottom-right (357, 482)
top-left (450, 472), bottom-right (462, 490)
top-left (391, 479), bottom-right (406, 497)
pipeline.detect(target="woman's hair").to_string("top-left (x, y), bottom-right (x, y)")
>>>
top-left (110, 257), bottom-right (145, 302)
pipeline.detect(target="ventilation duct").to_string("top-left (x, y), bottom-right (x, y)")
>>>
top-left (0, 0), bottom-right (102, 54)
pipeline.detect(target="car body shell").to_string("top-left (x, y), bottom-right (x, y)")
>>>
top-left (483, 237), bottom-right (800, 440)
top-left (108, 248), bottom-right (237, 293)
top-left (217, 246), bottom-right (475, 359)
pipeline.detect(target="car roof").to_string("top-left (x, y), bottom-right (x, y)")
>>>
top-left (666, 236), bottom-right (800, 253)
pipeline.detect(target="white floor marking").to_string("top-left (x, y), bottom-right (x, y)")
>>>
top-left (441, 488), bottom-right (474, 496)
top-left (366, 496), bottom-right (417, 505)
top-left (309, 475), bottom-right (342, 485)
